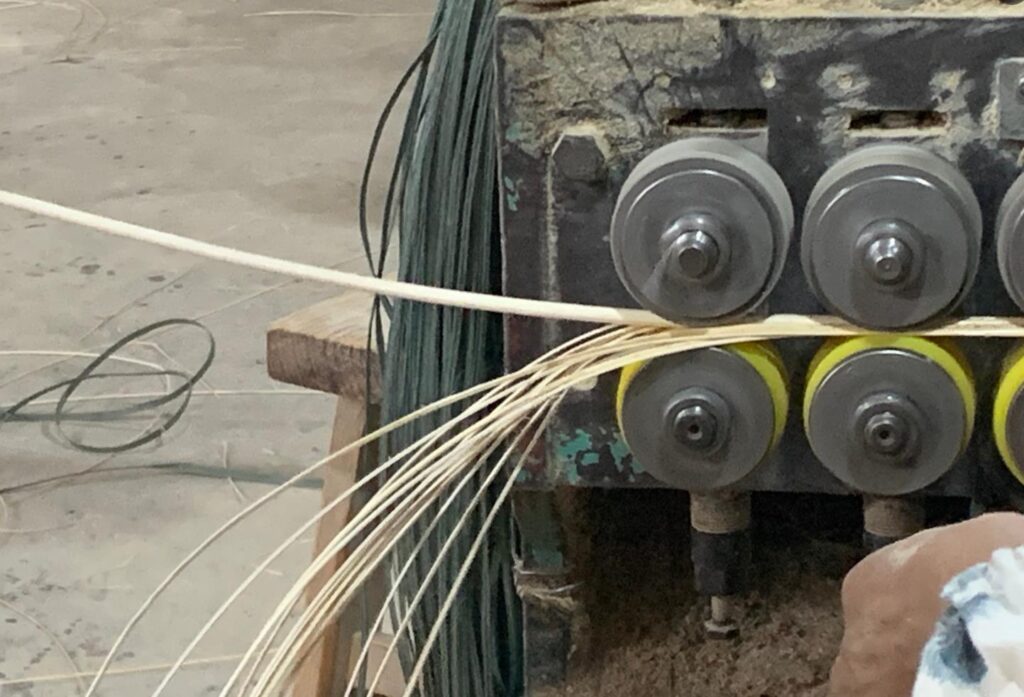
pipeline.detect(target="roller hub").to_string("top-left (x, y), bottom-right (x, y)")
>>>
top-left (611, 137), bottom-right (793, 323)
top-left (802, 144), bottom-right (981, 329)
top-left (857, 220), bottom-right (919, 287)
top-left (669, 224), bottom-right (723, 282)
top-left (669, 389), bottom-right (730, 452)
top-left (854, 394), bottom-right (921, 463)
top-left (803, 337), bottom-right (975, 496)
top-left (618, 343), bottom-right (787, 490)
top-left (863, 413), bottom-right (907, 457)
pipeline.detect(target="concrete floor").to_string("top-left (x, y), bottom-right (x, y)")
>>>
top-left (0, 1), bottom-right (431, 693)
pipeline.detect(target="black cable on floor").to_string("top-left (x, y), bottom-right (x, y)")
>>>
top-left (1, 318), bottom-right (215, 454)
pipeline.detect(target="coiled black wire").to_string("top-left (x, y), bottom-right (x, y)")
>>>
top-left (1, 318), bottom-right (215, 454)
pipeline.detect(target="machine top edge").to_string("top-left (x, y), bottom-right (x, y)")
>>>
top-left (502, 0), bottom-right (1024, 21)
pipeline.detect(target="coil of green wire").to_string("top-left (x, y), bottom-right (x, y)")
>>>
top-left (360, 0), bottom-right (522, 695)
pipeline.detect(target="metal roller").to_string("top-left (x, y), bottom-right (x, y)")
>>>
top-left (803, 337), bottom-right (976, 496)
top-left (992, 343), bottom-right (1024, 487)
top-left (802, 144), bottom-right (982, 329)
top-left (610, 138), bottom-right (793, 323)
top-left (996, 173), bottom-right (1024, 312)
top-left (616, 342), bottom-right (788, 490)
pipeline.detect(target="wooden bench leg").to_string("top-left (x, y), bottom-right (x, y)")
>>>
top-left (290, 397), bottom-right (405, 697)
top-left (291, 396), bottom-right (367, 697)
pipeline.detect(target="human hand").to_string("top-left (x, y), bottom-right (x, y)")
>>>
top-left (828, 512), bottom-right (1024, 697)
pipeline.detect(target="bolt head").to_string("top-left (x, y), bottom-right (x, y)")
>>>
top-left (661, 213), bottom-right (727, 283)
top-left (863, 235), bottom-right (912, 285)
top-left (857, 220), bottom-right (921, 288)
top-left (854, 393), bottom-right (923, 465)
top-left (863, 411), bottom-right (907, 456)
top-left (1017, 75), bottom-right (1024, 102)
top-left (673, 404), bottom-right (719, 450)
top-left (674, 230), bottom-right (721, 280)
top-left (552, 133), bottom-right (606, 182)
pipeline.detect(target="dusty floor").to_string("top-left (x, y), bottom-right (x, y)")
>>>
top-left (1, 1), bottom-right (430, 693)
top-left (563, 491), bottom-right (862, 697)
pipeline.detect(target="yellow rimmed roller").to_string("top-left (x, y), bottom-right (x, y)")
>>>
top-left (616, 342), bottom-right (788, 491)
top-left (803, 336), bottom-right (976, 496)
top-left (992, 343), bottom-right (1024, 486)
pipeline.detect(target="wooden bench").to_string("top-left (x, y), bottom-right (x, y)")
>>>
top-left (266, 293), bottom-right (404, 697)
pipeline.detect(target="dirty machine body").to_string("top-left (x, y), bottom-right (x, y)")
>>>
top-left (495, 1), bottom-right (1024, 691)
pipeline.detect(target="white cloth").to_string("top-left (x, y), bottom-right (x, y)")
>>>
top-left (913, 546), bottom-right (1024, 697)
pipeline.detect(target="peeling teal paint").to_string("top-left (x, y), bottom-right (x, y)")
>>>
top-left (553, 427), bottom-right (636, 485)
top-left (505, 122), bottom-right (522, 143)
top-left (503, 175), bottom-right (520, 211)
top-left (610, 437), bottom-right (638, 472)
top-left (555, 429), bottom-right (591, 485)
top-left (557, 429), bottom-right (593, 456)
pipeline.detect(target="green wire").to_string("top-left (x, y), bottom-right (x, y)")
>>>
top-left (362, 0), bottom-right (522, 695)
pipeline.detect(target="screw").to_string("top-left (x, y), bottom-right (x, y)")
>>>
top-left (854, 392), bottom-right (923, 465)
top-left (662, 213), bottom-right (726, 283)
top-left (673, 230), bottom-right (721, 280)
top-left (857, 219), bottom-right (920, 287)
top-left (863, 411), bottom-right (907, 456)
top-left (673, 403), bottom-right (718, 450)
top-left (863, 235), bottom-right (912, 285)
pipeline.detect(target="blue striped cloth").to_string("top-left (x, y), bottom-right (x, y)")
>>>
top-left (913, 546), bottom-right (1024, 696)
